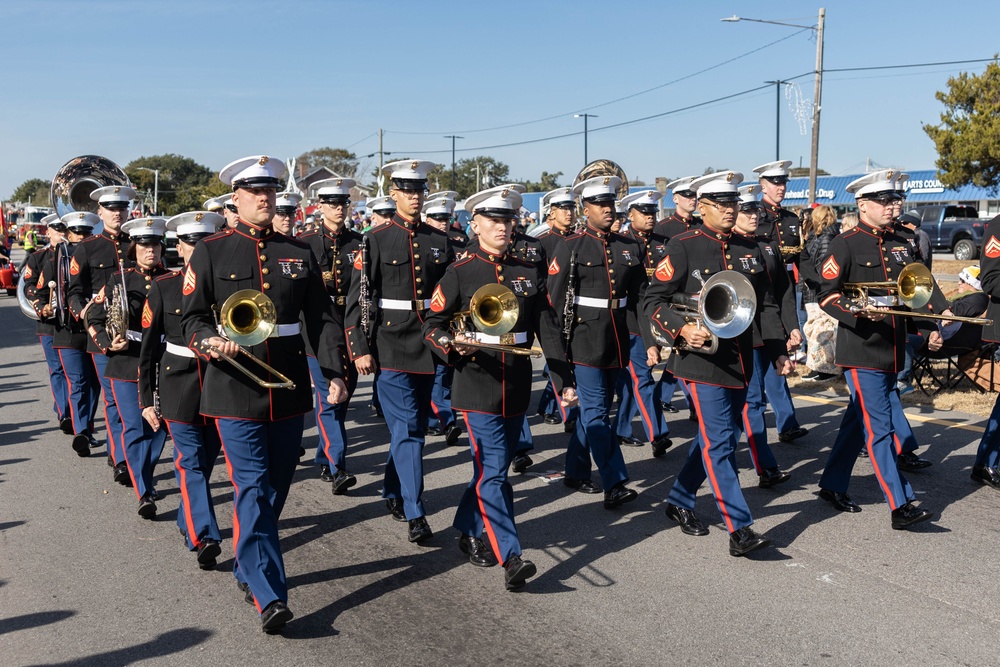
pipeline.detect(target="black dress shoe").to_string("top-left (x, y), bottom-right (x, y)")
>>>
top-left (971, 465), bottom-right (1000, 489)
top-left (261, 601), bottom-right (293, 633)
top-left (106, 454), bottom-right (114, 468)
top-left (197, 539), bottom-right (222, 570)
top-left (385, 498), bottom-right (406, 522)
top-left (564, 418), bottom-right (577, 433)
top-left (408, 517), bottom-right (433, 543)
top-left (563, 477), bottom-right (601, 494)
top-left (71, 434), bottom-right (91, 457)
top-left (603, 483), bottom-right (638, 509)
top-left (511, 452), bottom-right (533, 474)
top-left (237, 581), bottom-right (254, 605)
top-left (617, 435), bottom-right (644, 447)
top-left (897, 451), bottom-right (932, 471)
top-left (331, 469), bottom-right (357, 495)
top-left (137, 495), bottom-right (157, 519)
top-left (318, 465), bottom-right (334, 482)
top-left (729, 527), bottom-right (771, 557)
top-left (59, 418), bottom-right (74, 435)
top-left (88, 434), bottom-right (100, 448)
top-left (113, 462), bottom-right (132, 487)
top-left (818, 488), bottom-right (862, 513)
top-left (688, 410), bottom-right (698, 422)
top-left (444, 423), bottom-right (463, 447)
top-left (503, 555), bottom-right (537, 591)
top-left (758, 467), bottom-right (792, 488)
top-left (370, 403), bottom-right (383, 418)
top-left (424, 425), bottom-right (444, 437)
top-left (459, 535), bottom-right (498, 567)
top-left (664, 503), bottom-right (709, 536)
top-left (542, 413), bottom-right (561, 425)
top-left (858, 447), bottom-right (869, 458)
top-left (778, 426), bottom-right (809, 443)
top-left (149, 488), bottom-right (160, 501)
top-left (662, 403), bottom-right (679, 414)
top-left (651, 436), bottom-right (673, 458)
top-left (891, 503), bottom-right (933, 530)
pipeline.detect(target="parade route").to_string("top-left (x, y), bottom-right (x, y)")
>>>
top-left (1, 287), bottom-right (998, 666)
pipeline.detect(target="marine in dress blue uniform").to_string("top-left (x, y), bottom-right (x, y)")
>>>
top-left (972, 220), bottom-right (1000, 489)
top-left (181, 155), bottom-right (348, 633)
top-left (300, 179), bottom-right (363, 492)
top-left (86, 217), bottom-right (170, 518)
top-left (344, 160), bottom-right (453, 543)
top-left (815, 169), bottom-right (935, 530)
top-left (611, 190), bottom-right (673, 455)
top-left (422, 186), bottom-right (576, 590)
top-left (66, 185), bottom-right (137, 473)
top-left (644, 171), bottom-right (792, 556)
top-left (547, 175), bottom-right (650, 508)
top-left (271, 191), bottom-right (300, 237)
top-left (751, 161), bottom-right (808, 443)
top-left (139, 211), bottom-right (227, 569)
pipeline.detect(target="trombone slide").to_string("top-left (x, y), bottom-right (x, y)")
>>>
top-left (202, 340), bottom-right (297, 390)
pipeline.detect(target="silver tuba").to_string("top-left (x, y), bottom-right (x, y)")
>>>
top-left (669, 270), bottom-right (757, 355)
top-left (16, 267), bottom-right (39, 320)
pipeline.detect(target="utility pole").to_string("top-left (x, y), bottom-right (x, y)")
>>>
top-left (764, 80), bottom-right (789, 161)
top-left (444, 135), bottom-right (463, 191)
top-left (808, 8), bottom-right (825, 205)
top-left (377, 128), bottom-right (385, 195)
top-left (136, 167), bottom-right (160, 214)
top-left (574, 113), bottom-right (598, 165)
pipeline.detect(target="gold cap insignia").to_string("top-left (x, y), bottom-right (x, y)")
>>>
top-left (145, 218), bottom-right (153, 227)
top-left (195, 213), bottom-right (204, 222)
top-left (726, 172), bottom-right (735, 182)
top-left (336, 179), bottom-right (343, 186)
top-left (113, 187), bottom-right (121, 193)
top-left (259, 156), bottom-right (269, 166)
top-left (603, 177), bottom-right (611, 185)
top-left (78, 213), bottom-right (85, 219)
top-left (501, 189), bottom-right (509, 198)
top-left (411, 161), bottom-right (419, 170)
top-left (886, 170), bottom-right (894, 180)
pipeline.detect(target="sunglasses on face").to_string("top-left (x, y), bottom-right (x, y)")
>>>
top-left (703, 199), bottom-right (738, 211)
top-left (868, 194), bottom-right (905, 206)
top-left (225, 205), bottom-right (238, 213)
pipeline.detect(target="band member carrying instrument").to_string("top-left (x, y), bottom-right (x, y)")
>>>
top-left (24, 213), bottom-right (71, 434)
top-left (547, 174), bottom-right (650, 509)
top-left (644, 171), bottom-right (792, 557)
top-left (181, 155), bottom-right (348, 633)
top-left (299, 178), bottom-right (363, 492)
top-left (67, 185), bottom-right (137, 474)
top-left (422, 186), bottom-right (576, 591)
top-left (654, 175), bottom-right (700, 239)
top-left (816, 169), bottom-right (935, 530)
top-left (612, 189), bottom-right (673, 456)
top-left (139, 211), bottom-right (227, 569)
top-left (973, 213), bottom-right (1000, 491)
top-left (87, 217), bottom-right (171, 518)
top-left (345, 160), bottom-right (453, 544)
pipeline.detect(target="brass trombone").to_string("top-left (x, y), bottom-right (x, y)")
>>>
top-left (845, 263), bottom-right (992, 325)
top-left (202, 289), bottom-right (297, 389)
top-left (449, 284), bottom-right (542, 357)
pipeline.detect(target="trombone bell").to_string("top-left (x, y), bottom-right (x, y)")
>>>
top-left (220, 289), bottom-right (276, 346)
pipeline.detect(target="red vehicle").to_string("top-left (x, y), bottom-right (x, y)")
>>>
top-left (0, 254), bottom-right (19, 297)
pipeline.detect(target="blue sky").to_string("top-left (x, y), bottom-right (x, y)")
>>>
top-left (2, 0), bottom-right (999, 199)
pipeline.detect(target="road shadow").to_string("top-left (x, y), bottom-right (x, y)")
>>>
top-left (0, 610), bottom-right (75, 636)
top-left (28, 628), bottom-right (214, 667)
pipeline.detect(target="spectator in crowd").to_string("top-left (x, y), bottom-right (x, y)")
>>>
top-left (799, 205), bottom-right (841, 381)
top-left (840, 212), bottom-right (859, 233)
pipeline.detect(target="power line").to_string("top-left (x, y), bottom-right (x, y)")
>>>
top-left (823, 57), bottom-right (996, 73)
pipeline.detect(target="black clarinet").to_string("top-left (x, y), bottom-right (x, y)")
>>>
top-left (562, 251), bottom-right (578, 348)
top-left (359, 235), bottom-right (372, 341)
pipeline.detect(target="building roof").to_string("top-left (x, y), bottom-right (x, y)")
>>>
top-left (764, 169), bottom-right (996, 207)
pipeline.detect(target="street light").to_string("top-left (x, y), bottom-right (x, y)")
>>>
top-left (723, 9), bottom-right (825, 204)
top-left (574, 113), bottom-right (598, 165)
top-left (135, 167), bottom-right (160, 214)
top-left (444, 135), bottom-right (463, 191)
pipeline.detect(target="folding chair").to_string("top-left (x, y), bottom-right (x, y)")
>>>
top-left (913, 343), bottom-right (996, 395)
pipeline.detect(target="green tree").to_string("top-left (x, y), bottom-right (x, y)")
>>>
top-left (923, 59), bottom-right (1000, 191)
top-left (523, 171), bottom-right (563, 192)
top-left (297, 147), bottom-right (359, 179)
top-left (125, 154), bottom-right (216, 215)
top-left (428, 156), bottom-right (511, 199)
top-left (9, 178), bottom-right (51, 205)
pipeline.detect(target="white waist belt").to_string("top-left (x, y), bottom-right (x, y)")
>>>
top-left (216, 322), bottom-right (301, 338)
top-left (786, 263), bottom-right (795, 271)
top-left (165, 342), bottom-right (196, 358)
top-left (868, 296), bottom-right (895, 307)
top-left (575, 295), bottom-right (627, 309)
top-left (469, 331), bottom-right (529, 345)
top-left (379, 298), bottom-right (432, 311)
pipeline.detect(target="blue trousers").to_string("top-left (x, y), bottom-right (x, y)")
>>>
top-left (378, 370), bottom-right (433, 520)
top-left (168, 420), bottom-right (222, 550)
top-left (216, 415), bottom-right (304, 612)
top-left (819, 369), bottom-right (914, 509)
top-left (111, 379), bottom-right (167, 500)
top-left (39, 335), bottom-right (69, 421)
top-left (613, 334), bottom-right (668, 442)
top-left (429, 363), bottom-right (456, 429)
top-left (738, 348), bottom-right (781, 474)
top-left (56, 347), bottom-right (96, 436)
top-left (565, 365), bottom-right (628, 491)
top-left (92, 353), bottom-right (125, 464)
top-left (308, 355), bottom-right (356, 471)
top-left (656, 366), bottom-right (691, 409)
top-left (536, 366), bottom-right (560, 417)
top-left (666, 382), bottom-right (754, 533)
top-left (837, 384), bottom-right (919, 456)
top-left (976, 393), bottom-right (1000, 469)
top-left (762, 359), bottom-right (800, 433)
top-left (455, 412), bottom-right (524, 564)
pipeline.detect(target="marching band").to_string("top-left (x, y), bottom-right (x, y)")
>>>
top-left (15, 153), bottom-right (1000, 633)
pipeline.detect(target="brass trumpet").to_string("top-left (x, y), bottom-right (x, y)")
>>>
top-left (845, 262), bottom-right (992, 325)
top-left (449, 284), bottom-right (542, 357)
top-left (203, 289), bottom-right (297, 389)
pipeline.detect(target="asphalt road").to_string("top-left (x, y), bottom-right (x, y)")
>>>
top-left (1, 256), bottom-right (998, 666)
